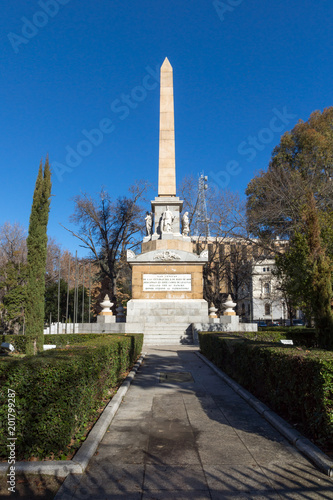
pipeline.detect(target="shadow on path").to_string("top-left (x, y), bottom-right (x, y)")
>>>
top-left (56, 346), bottom-right (333, 499)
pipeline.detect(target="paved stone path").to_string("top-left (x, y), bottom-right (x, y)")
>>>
top-left (57, 346), bottom-right (333, 499)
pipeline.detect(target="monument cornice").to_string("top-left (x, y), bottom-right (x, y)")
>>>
top-left (127, 248), bottom-right (208, 264)
top-left (151, 196), bottom-right (183, 206)
top-left (150, 196), bottom-right (183, 214)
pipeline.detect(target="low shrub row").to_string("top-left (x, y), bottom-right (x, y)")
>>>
top-left (241, 328), bottom-right (318, 348)
top-left (1, 332), bottom-right (142, 353)
top-left (256, 327), bottom-right (318, 348)
top-left (199, 332), bottom-right (333, 448)
top-left (0, 333), bottom-right (143, 460)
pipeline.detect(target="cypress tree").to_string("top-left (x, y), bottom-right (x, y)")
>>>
top-left (312, 254), bottom-right (333, 348)
top-left (304, 192), bottom-right (333, 348)
top-left (25, 158), bottom-right (52, 355)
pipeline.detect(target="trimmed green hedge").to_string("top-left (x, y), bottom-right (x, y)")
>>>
top-left (1, 332), bottom-right (142, 353)
top-left (199, 332), bottom-right (333, 448)
top-left (199, 327), bottom-right (317, 349)
top-left (0, 334), bottom-right (143, 460)
top-left (199, 327), bottom-right (318, 349)
top-left (248, 327), bottom-right (318, 348)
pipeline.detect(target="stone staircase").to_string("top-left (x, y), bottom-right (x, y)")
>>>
top-left (143, 323), bottom-right (194, 345)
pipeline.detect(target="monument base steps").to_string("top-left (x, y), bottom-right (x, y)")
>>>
top-left (125, 299), bottom-right (208, 344)
top-left (44, 321), bottom-right (194, 344)
top-left (143, 323), bottom-right (193, 345)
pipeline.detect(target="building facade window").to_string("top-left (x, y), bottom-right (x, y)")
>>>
top-left (264, 283), bottom-right (270, 294)
top-left (265, 303), bottom-right (271, 315)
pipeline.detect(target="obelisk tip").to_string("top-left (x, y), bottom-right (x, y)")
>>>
top-left (161, 57), bottom-right (172, 71)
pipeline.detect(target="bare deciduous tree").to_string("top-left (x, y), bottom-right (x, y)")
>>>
top-left (178, 175), bottom-right (273, 312)
top-left (0, 222), bottom-right (27, 333)
top-left (0, 222), bottom-right (27, 266)
top-left (63, 181), bottom-right (149, 303)
top-left (178, 175), bottom-right (247, 239)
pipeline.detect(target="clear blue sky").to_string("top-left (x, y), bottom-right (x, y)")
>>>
top-left (1, 0), bottom-right (333, 256)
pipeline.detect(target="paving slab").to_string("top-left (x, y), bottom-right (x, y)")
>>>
top-left (55, 345), bottom-right (333, 499)
top-left (143, 464), bottom-right (208, 491)
top-left (204, 464), bottom-right (276, 497)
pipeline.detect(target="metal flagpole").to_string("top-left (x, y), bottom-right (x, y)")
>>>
top-left (65, 256), bottom-right (70, 334)
top-left (76, 264), bottom-right (80, 323)
top-left (73, 251), bottom-right (78, 333)
top-left (88, 261), bottom-right (91, 323)
top-left (57, 253), bottom-right (61, 334)
top-left (82, 263), bottom-right (85, 323)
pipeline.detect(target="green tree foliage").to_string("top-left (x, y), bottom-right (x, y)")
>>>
top-left (275, 216), bottom-right (333, 347)
top-left (246, 109), bottom-right (333, 346)
top-left (319, 210), bottom-right (333, 260)
top-left (312, 254), bottom-right (333, 348)
top-left (25, 158), bottom-right (52, 355)
top-left (0, 261), bottom-right (28, 333)
top-left (304, 193), bottom-right (333, 347)
top-left (246, 108), bottom-right (333, 239)
top-left (274, 232), bottom-right (312, 321)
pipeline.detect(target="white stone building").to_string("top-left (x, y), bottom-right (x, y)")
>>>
top-left (191, 237), bottom-right (288, 324)
top-left (244, 258), bottom-right (286, 324)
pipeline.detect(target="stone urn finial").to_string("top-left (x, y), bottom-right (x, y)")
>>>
top-left (223, 294), bottom-right (237, 316)
top-left (100, 294), bottom-right (114, 315)
top-left (209, 302), bottom-right (218, 318)
top-left (97, 294), bottom-right (116, 324)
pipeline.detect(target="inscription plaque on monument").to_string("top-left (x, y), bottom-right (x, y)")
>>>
top-left (143, 274), bottom-right (191, 291)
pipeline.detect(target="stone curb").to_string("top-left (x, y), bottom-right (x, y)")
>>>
top-left (196, 352), bottom-right (333, 478)
top-left (0, 353), bottom-right (146, 479)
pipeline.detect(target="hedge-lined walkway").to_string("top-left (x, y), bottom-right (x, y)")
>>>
top-left (56, 346), bottom-right (333, 499)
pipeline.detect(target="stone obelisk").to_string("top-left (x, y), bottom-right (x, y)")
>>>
top-left (142, 57), bottom-right (187, 247)
top-left (158, 58), bottom-right (176, 197)
top-left (126, 58), bottom-right (209, 343)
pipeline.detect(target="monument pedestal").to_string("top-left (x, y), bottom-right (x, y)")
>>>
top-left (126, 299), bottom-right (209, 324)
top-left (127, 247), bottom-right (209, 343)
top-left (97, 314), bottom-right (116, 324)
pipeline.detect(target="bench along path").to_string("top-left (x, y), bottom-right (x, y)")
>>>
top-left (57, 346), bottom-right (333, 499)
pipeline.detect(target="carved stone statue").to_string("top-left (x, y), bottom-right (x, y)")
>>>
top-left (182, 211), bottom-right (190, 236)
top-left (145, 211), bottom-right (153, 236)
top-left (162, 206), bottom-right (174, 233)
